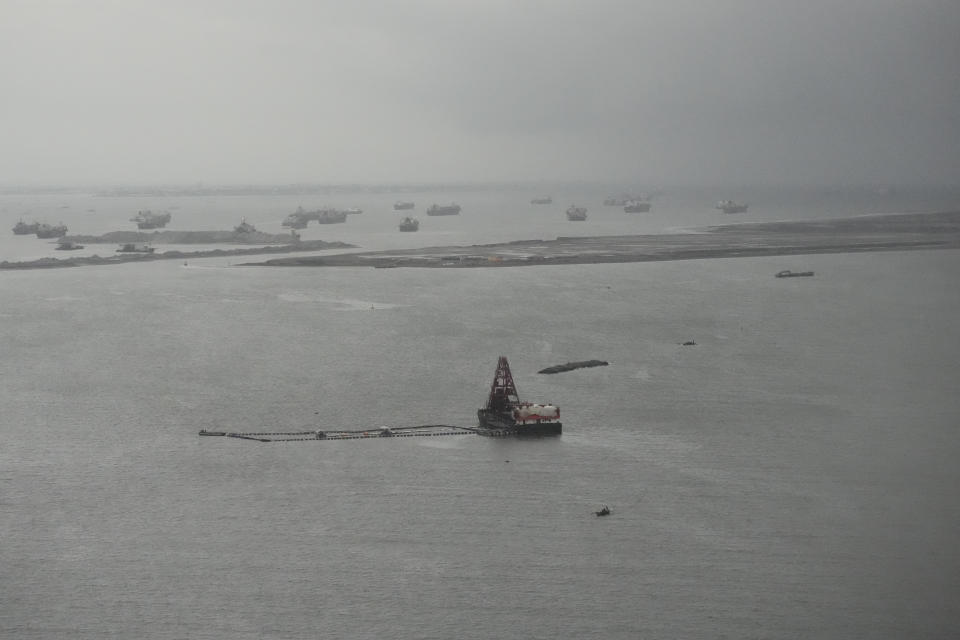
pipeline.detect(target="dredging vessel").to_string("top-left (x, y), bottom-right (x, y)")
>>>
top-left (477, 356), bottom-right (562, 436)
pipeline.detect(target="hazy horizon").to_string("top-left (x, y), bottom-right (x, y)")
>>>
top-left (3, 1), bottom-right (958, 187)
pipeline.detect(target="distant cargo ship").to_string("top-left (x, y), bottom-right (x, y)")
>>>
top-left (477, 356), bottom-right (561, 436)
top-left (116, 243), bottom-right (155, 253)
top-left (530, 196), bottom-right (552, 204)
top-left (131, 210), bottom-right (171, 229)
top-left (36, 223), bottom-right (68, 238)
top-left (716, 200), bottom-right (748, 214)
top-left (314, 209), bottom-right (348, 224)
top-left (12, 219), bottom-right (40, 235)
top-left (624, 200), bottom-right (651, 213)
top-left (604, 194), bottom-right (645, 206)
top-left (393, 201), bottom-right (415, 210)
top-left (234, 218), bottom-right (257, 233)
top-left (426, 203), bottom-right (461, 216)
top-left (282, 212), bottom-right (309, 229)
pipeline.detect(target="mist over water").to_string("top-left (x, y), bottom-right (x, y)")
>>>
top-left (2, 185), bottom-right (959, 638)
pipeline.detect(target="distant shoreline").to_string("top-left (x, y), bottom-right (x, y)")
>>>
top-left (4, 210), bottom-right (959, 271)
top-left (0, 239), bottom-right (353, 270)
top-left (248, 210), bottom-right (960, 269)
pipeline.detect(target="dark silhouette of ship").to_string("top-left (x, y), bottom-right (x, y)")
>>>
top-left (426, 203), bottom-right (461, 216)
top-left (36, 223), bottom-right (68, 238)
top-left (131, 210), bottom-right (171, 229)
top-left (12, 219), bottom-right (40, 235)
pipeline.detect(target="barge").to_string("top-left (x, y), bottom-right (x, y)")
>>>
top-left (477, 356), bottom-right (562, 436)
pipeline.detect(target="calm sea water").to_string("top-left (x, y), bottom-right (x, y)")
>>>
top-left (2, 186), bottom-right (959, 638)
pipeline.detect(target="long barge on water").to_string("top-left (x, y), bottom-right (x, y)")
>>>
top-left (199, 356), bottom-right (562, 441)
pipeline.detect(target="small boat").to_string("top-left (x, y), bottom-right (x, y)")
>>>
top-left (393, 201), bottom-right (415, 210)
top-left (426, 203), bottom-right (461, 216)
top-left (530, 196), bottom-right (552, 205)
top-left (398, 216), bottom-right (419, 232)
top-left (566, 205), bottom-right (587, 221)
top-left (55, 240), bottom-right (84, 251)
top-left (775, 270), bottom-right (814, 278)
top-left (624, 200), bottom-right (651, 213)
top-left (116, 243), bottom-right (155, 253)
top-left (595, 505), bottom-right (611, 517)
top-left (716, 200), bottom-right (748, 214)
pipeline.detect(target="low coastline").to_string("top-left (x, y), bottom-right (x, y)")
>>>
top-left (4, 210), bottom-right (959, 271)
top-left (0, 239), bottom-right (353, 270)
top-left (248, 210), bottom-right (960, 269)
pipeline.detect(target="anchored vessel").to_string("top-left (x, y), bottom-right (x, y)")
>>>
top-left (716, 200), bottom-right (748, 214)
top-left (624, 200), bottom-right (651, 213)
top-left (131, 210), bottom-right (171, 229)
top-left (12, 220), bottom-right (40, 235)
top-left (117, 242), bottom-right (155, 253)
top-left (775, 270), bottom-right (814, 278)
top-left (394, 201), bottom-right (415, 210)
top-left (477, 356), bottom-right (562, 436)
top-left (36, 223), bottom-right (68, 238)
top-left (426, 203), bottom-right (461, 216)
top-left (234, 218), bottom-right (257, 233)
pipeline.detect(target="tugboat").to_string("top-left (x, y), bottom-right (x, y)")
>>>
top-left (477, 356), bottom-right (562, 436)
top-left (716, 200), bottom-right (748, 214)
top-left (566, 205), bottom-right (587, 221)
top-left (595, 505), bottom-right (611, 517)
top-left (12, 219), bottom-right (40, 235)
top-left (398, 216), bottom-right (419, 232)
top-left (426, 203), bottom-right (461, 216)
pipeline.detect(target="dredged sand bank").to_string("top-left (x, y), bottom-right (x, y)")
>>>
top-left (249, 210), bottom-right (960, 269)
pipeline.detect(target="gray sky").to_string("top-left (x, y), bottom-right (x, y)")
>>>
top-left (2, 0), bottom-right (958, 186)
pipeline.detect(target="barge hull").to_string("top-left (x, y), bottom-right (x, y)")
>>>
top-left (477, 409), bottom-right (562, 436)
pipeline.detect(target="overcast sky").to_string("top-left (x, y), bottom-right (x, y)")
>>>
top-left (1, 0), bottom-right (958, 186)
